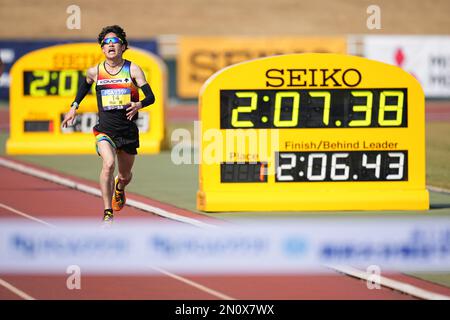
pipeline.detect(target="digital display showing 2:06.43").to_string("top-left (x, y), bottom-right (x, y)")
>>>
top-left (219, 151), bottom-right (408, 183)
top-left (220, 89), bottom-right (407, 129)
top-left (276, 151), bottom-right (408, 182)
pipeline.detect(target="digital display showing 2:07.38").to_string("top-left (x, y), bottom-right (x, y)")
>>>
top-left (220, 89), bottom-right (407, 129)
top-left (276, 150), bottom-right (408, 182)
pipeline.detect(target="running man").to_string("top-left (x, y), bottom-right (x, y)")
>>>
top-left (61, 25), bottom-right (155, 224)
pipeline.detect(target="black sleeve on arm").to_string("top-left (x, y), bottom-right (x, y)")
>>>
top-left (140, 83), bottom-right (155, 107)
top-left (73, 77), bottom-right (93, 106)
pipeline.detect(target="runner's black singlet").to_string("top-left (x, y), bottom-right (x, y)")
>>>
top-left (94, 60), bottom-right (140, 151)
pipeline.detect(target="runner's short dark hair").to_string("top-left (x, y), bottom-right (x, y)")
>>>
top-left (98, 25), bottom-right (128, 51)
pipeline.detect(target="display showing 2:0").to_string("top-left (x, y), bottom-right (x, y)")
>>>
top-left (23, 70), bottom-right (87, 97)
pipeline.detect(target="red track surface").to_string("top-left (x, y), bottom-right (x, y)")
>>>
top-left (1, 101), bottom-right (450, 299)
top-left (2, 163), bottom-right (450, 300)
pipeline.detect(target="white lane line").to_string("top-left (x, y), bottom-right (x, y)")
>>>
top-left (0, 278), bottom-right (36, 300)
top-left (329, 265), bottom-right (450, 300)
top-left (0, 202), bottom-right (56, 228)
top-left (149, 266), bottom-right (235, 300)
top-left (427, 185), bottom-right (450, 194)
top-left (0, 157), bottom-right (217, 229)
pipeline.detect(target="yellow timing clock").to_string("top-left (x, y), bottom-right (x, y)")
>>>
top-left (197, 54), bottom-right (429, 212)
top-left (7, 43), bottom-right (166, 154)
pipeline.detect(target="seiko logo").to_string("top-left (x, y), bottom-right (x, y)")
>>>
top-left (97, 78), bottom-right (130, 85)
top-left (265, 68), bottom-right (362, 87)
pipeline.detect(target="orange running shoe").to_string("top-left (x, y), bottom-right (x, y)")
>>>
top-left (111, 176), bottom-right (126, 211)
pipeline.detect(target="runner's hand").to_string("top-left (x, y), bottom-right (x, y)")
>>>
top-left (61, 108), bottom-right (77, 128)
top-left (125, 102), bottom-right (142, 120)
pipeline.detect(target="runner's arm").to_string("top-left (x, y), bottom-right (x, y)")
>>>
top-left (61, 66), bottom-right (97, 128)
top-left (71, 67), bottom-right (97, 109)
top-left (130, 63), bottom-right (155, 108)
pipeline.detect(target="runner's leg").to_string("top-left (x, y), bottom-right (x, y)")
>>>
top-left (97, 140), bottom-right (116, 210)
top-left (116, 150), bottom-right (135, 190)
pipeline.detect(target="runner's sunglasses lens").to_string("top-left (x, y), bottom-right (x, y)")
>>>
top-left (101, 37), bottom-right (122, 46)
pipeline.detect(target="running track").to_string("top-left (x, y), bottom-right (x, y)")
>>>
top-left (2, 160), bottom-right (450, 300)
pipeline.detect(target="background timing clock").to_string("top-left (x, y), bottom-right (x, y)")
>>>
top-left (197, 54), bottom-right (429, 211)
top-left (7, 43), bottom-right (166, 154)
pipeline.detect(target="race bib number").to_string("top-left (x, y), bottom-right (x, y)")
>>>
top-left (101, 88), bottom-right (131, 111)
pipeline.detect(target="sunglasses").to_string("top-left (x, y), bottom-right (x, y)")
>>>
top-left (101, 37), bottom-right (123, 46)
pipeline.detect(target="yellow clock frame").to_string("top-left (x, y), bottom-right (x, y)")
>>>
top-left (197, 54), bottom-right (429, 212)
top-left (7, 43), bottom-right (167, 154)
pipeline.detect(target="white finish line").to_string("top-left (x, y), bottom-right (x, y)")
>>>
top-left (1, 218), bottom-right (450, 275)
